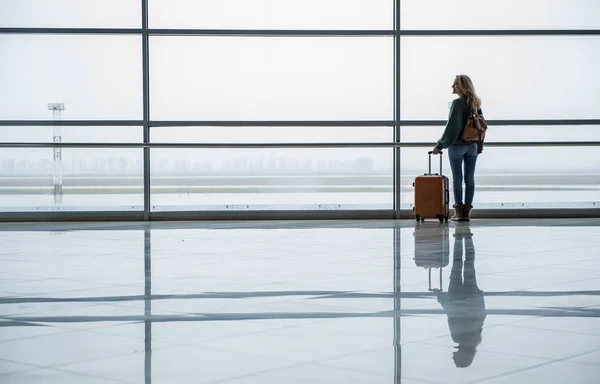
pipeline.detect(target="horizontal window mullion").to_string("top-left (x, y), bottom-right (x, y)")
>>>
top-left (3, 28), bottom-right (599, 37)
top-left (400, 29), bottom-right (600, 36)
top-left (2, 142), bottom-right (600, 149)
top-left (3, 120), bottom-right (600, 127)
top-left (149, 121), bottom-right (394, 127)
top-left (0, 120), bottom-right (143, 126)
top-left (401, 120), bottom-right (600, 126)
top-left (0, 28), bottom-right (394, 36)
top-left (150, 29), bottom-right (394, 36)
top-left (0, 27), bottom-right (142, 34)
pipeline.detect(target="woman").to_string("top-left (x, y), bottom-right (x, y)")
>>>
top-left (432, 75), bottom-right (482, 221)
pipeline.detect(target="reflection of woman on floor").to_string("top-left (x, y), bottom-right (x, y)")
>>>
top-left (436, 223), bottom-right (486, 368)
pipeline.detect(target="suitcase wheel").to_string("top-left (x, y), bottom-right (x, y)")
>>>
top-left (436, 214), bottom-right (449, 223)
top-left (415, 214), bottom-right (420, 222)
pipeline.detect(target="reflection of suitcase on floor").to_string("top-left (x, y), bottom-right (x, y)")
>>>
top-left (413, 151), bottom-right (450, 223)
top-left (413, 224), bottom-right (449, 291)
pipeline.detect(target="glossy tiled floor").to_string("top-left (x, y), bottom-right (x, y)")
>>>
top-left (1, 219), bottom-right (599, 383)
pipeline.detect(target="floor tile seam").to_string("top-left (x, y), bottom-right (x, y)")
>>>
top-left (478, 295), bottom-right (599, 307)
top-left (484, 265), bottom-right (600, 277)
top-left (0, 326), bottom-right (78, 344)
top-left (2, 284), bottom-right (146, 299)
top-left (194, 341), bottom-right (394, 368)
top-left (561, 359), bottom-right (600, 368)
top-left (312, 361), bottom-right (428, 381)
top-left (202, 360), bottom-right (392, 384)
top-left (253, 318), bottom-right (401, 339)
top-left (93, 321), bottom-right (289, 345)
top-left (0, 260), bottom-right (142, 268)
top-left (463, 360), bottom-right (565, 384)
top-left (490, 275), bottom-right (600, 292)
top-left (0, 273), bottom-right (57, 283)
top-left (542, 265), bottom-right (600, 273)
top-left (0, 262), bottom-right (144, 274)
top-left (475, 260), bottom-right (600, 276)
top-left (412, 313), bottom-right (551, 346)
top-left (545, 345), bottom-right (600, 364)
top-left (505, 323), bottom-right (600, 338)
top-left (0, 356), bottom-right (52, 377)
top-left (0, 281), bottom-right (145, 292)
top-left (49, 326), bottom-right (179, 347)
top-left (538, 275), bottom-right (600, 289)
top-left (464, 346), bottom-right (600, 384)
top-left (2, 347), bottom-right (141, 384)
top-left (466, 343), bottom-right (599, 365)
top-left (158, 341), bottom-right (306, 367)
top-left (321, 367), bottom-right (443, 383)
top-left (0, 278), bottom-right (62, 286)
top-left (47, 320), bottom-right (151, 334)
top-left (301, 343), bottom-right (416, 366)
top-left (17, 349), bottom-right (151, 381)
top-left (0, 277), bottom-right (128, 290)
top-left (31, 365), bottom-right (135, 384)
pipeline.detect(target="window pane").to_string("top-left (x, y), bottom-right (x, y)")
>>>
top-left (149, 0), bottom-right (392, 30)
top-left (400, 125), bottom-right (600, 143)
top-left (0, 0), bottom-right (141, 28)
top-left (400, 36), bottom-right (600, 120)
top-left (400, 146), bottom-right (600, 209)
top-left (150, 37), bottom-right (393, 120)
top-left (150, 148), bottom-right (393, 211)
top-left (0, 126), bottom-right (142, 143)
top-left (401, 0), bottom-right (600, 30)
top-left (0, 148), bottom-right (143, 212)
top-left (0, 35), bottom-right (142, 120)
top-left (151, 126), bottom-right (392, 143)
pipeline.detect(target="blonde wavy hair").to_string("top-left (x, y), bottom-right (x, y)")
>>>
top-left (455, 74), bottom-right (481, 112)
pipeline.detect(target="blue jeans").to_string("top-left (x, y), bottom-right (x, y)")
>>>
top-left (448, 143), bottom-right (478, 205)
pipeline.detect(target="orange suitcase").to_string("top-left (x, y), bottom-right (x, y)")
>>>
top-left (413, 151), bottom-right (449, 223)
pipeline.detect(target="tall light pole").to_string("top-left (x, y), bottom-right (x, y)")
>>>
top-left (48, 102), bottom-right (65, 205)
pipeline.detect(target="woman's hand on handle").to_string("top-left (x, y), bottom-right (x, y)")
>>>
top-left (432, 147), bottom-right (441, 155)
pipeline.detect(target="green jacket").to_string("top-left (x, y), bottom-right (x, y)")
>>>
top-left (435, 97), bottom-right (479, 149)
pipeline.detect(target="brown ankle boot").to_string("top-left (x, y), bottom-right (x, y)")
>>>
top-left (451, 204), bottom-right (463, 221)
top-left (462, 204), bottom-right (473, 221)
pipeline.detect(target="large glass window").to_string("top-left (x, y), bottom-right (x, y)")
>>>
top-left (400, 36), bottom-right (600, 120)
top-left (150, 127), bottom-right (392, 211)
top-left (400, 125), bottom-right (600, 143)
top-left (1, 3), bottom-right (599, 217)
top-left (0, 148), bottom-right (144, 212)
top-left (0, 0), bottom-right (141, 28)
top-left (150, 37), bottom-right (393, 121)
top-left (149, 0), bottom-right (393, 30)
top-left (0, 127), bottom-right (143, 212)
top-left (401, 0), bottom-right (600, 30)
top-left (400, 146), bottom-right (600, 209)
top-left (0, 126), bottom-right (142, 143)
top-left (0, 35), bottom-right (142, 120)
top-left (151, 126), bottom-right (391, 143)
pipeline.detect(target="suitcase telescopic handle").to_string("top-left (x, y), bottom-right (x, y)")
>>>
top-left (427, 151), bottom-right (443, 175)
